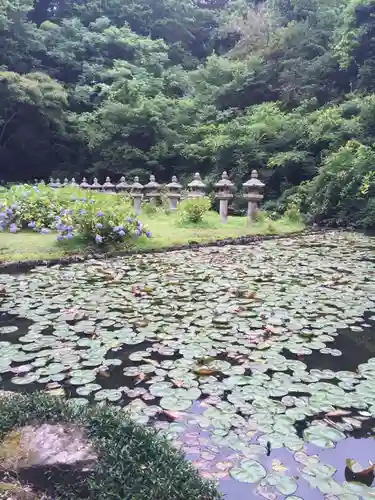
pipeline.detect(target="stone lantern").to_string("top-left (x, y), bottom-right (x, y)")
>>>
top-left (70, 178), bottom-right (77, 187)
top-left (91, 178), bottom-right (102, 192)
top-left (243, 170), bottom-right (265, 225)
top-left (80, 177), bottom-right (90, 189)
top-left (55, 178), bottom-right (62, 188)
top-left (188, 172), bottom-right (206, 198)
top-left (130, 176), bottom-right (143, 216)
top-left (116, 176), bottom-right (130, 194)
top-left (102, 176), bottom-right (115, 193)
top-left (63, 178), bottom-right (69, 187)
top-left (215, 171), bottom-right (234, 223)
top-left (49, 178), bottom-right (57, 189)
top-left (166, 176), bottom-right (182, 211)
top-left (144, 175), bottom-right (161, 205)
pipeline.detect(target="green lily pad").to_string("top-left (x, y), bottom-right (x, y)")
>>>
top-left (229, 459), bottom-right (267, 483)
top-left (265, 473), bottom-right (298, 495)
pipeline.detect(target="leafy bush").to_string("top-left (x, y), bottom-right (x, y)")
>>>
top-left (0, 392), bottom-right (220, 500)
top-left (178, 197), bottom-right (211, 224)
top-left (0, 184), bottom-right (72, 232)
top-left (297, 141), bottom-right (375, 227)
top-left (57, 194), bottom-right (150, 245)
top-left (284, 203), bottom-right (304, 224)
top-left (0, 184), bottom-right (152, 245)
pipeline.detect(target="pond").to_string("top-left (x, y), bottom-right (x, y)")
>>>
top-left (0, 231), bottom-right (375, 499)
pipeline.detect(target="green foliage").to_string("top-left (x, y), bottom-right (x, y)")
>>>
top-left (178, 197), bottom-right (211, 224)
top-left (2, 184), bottom-right (71, 230)
top-left (58, 192), bottom-right (144, 245)
top-left (0, 392), bottom-right (221, 500)
top-left (1, 0), bottom-right (375, 227)
top-left (298, 140), bottom-right (375, 226)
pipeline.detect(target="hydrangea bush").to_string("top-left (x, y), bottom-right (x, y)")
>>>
top-left (0, 184), bottom-right (151, 246)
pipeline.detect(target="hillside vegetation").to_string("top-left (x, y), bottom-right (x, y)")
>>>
top-left (1, 0), bottom-right (375, 226)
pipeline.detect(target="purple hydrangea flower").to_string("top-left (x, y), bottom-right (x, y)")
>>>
top-left (95, 234), bottom-right (103, 244)
top-left (66, 232), bottom-right (73, 240)
top-left (40, 228), bottom-right (49, 234)
top-left (89, 199), bottom-right (95, 205)
top-left (96, 223), bottom-right (103, 229)
top-left (6, 208), bottom-right (12, 215)
top-left (97, 211), bottom-right (104, 217)
top-left (118, 230), bottom-right (125, 237)
top-left (28, 221), bottom-right (36, 228)
top-left (0, 212), bottom-right (6, 219)
top-left (56, 234), bottom-right (64, 241)
top-left (79, 209), bottom-right (86, 215)
top-left (65, 209), bottom-right (73, 215)
top-left (135, 229), bottom-right (141, 237)
top-left (146, 231), bottom-right (152, 238)
top-left (127, 217), bottom-right (133, 223)
top-left (11, 204), bottom-right (18, 210)
top-left (136, 221), bottom-right (142, 229)
top-left (9, 224), bottom-right (17, 233)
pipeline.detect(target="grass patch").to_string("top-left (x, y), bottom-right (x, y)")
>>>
top-left (0, 211), bottom-right (304, 262)
top-left (0, 392), bottom-right (221, 500)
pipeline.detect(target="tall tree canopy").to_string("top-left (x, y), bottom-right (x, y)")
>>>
top-left (1, 0), bottom-right (374, 225)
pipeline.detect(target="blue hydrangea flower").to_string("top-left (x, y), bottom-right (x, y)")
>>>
top-left (146, 231), bottom-right (152, 238)
top-left (97, 211), bottom-right (104, 217)
top-left (135, 229), bottom-right (141, 237)
top-left (28, 221), bottom-right (36, 228)
top-left (6, 208), bottom-right (12, 215)
top-left (89, 199), bottom-right (95, 205)
top-left (56, 234), bottom-right (64, 241)
top-left (66, 232), bottom-right (73, 240)
top-left (95, 234), bottom-right (103, 244)
top-left (127, 217), bottom-right (133, 223)
top-left (0, 212), bottom-right (6, 219)
top-left (118, 230), bottom-right (125, 237)
top-left (79, 209), bottom-right (86, 215)
top-left (96, 223), bottom-right (103, 229)
top-left (40, 228), bottom-right (49, 234)
top-left (136, 221), bottom-right (142, 229)
top-left (9, 224), bottom-right (17, 233)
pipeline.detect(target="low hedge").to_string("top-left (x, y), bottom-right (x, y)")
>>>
top-left (0, 392), bottom-right (221, 500)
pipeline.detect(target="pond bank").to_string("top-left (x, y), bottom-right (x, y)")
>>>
top-left (0, 227), bottom-right (330, 273)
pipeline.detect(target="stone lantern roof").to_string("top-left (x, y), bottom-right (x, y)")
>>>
top-left (243, 170), bottom-right (265, 189)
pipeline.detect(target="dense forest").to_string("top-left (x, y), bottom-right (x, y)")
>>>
top-left (1, 0), bottom-right (375, 226)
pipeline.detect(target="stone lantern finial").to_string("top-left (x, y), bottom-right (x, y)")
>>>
top-left (243, 169), bottom-right (265, 225)
top-left (80, 177), bottom-right (90, 189)
top-left (103, 176), bottom-right (114, 193)
top-left (215, 171), bottom-right (234, 223)
top-left (130, 176), bottom-right (143, 215)
top-left (166, 175), bottom-right (182, 211)
top-left (91, 178), bottom-right (101, 191)
top-left (49, 178), bottom-right (56, 189)
top-left (116, 176), bottom-right (130, 193)
top-left (188, 172), bottom-right (206, 198)
top-left (144, 174), bottom-right (161, 205)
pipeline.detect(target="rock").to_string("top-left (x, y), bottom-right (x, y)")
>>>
top-left (0, 424), bottom-right (97, 471)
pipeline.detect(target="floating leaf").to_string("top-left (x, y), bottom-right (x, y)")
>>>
top-left (229, 459), bottom-right (267, 483)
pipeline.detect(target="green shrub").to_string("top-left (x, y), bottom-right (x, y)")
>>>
top-left (284, 203), bottom-right (303, 223)
top-left (0, 392), bottom-right (220, 500)
top-left (297, 141), bottom-right (375, 227)
top-left (178, 197), bottom-right (211, 224)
